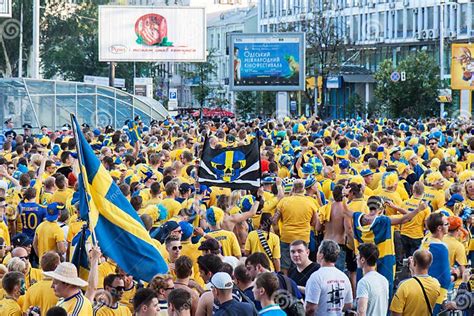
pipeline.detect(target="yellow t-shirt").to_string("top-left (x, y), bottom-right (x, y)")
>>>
top-left (98, 261), bottom-right (118, 289)
top-left (93, 303), bottom-right (132, 316)
top-left (244, 230), bottom-right (281, 271)
top-left (25, 268), bottom-right (43, 289)
top-left (120, 284), bottom-right (136, 313)
top-left (57, 291), bottom-right (93, 316)
top-left (443, 234), bottom-right (468, 287)
top-left (0, 221), bottom-right (10, 246)
top-left (373, 188), bottom-right (403, 216)
top-left (205, 230), bottom-right (242, 257)
top-left (348, 198), bottom-right (369, 214)
top-left (160, 198), bottom-right (182, 220)
top-left (51, 188), bottom-right (74, 205)
top-left (424, 186), bottom-right (445, 211)
top-left (208, 187), bottom-right (231, 207)
top-left (22, 278), bottom-right (57, 313)
top-left (390, 276), bottom-right (440, 315)
top-left (0, 297), bottom-right (22, 316)
top-left (401, 198), bottom-right (430, 239)
top-left (181, 241), bottom-right (204, 287)
top-left (276, 194), bottom-right (317, 243)
top-left (35, 221), bottom-right (65, 259)
top-left (138, 205), bottom-right (158, 223)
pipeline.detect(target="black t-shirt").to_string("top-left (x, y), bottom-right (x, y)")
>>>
top-left (288, 262), bottom-right (320, 287)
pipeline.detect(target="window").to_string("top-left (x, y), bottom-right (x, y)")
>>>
top-left (217, 34), bottom-right (221, 50)
top-left (427, 6), bottom-right (434, 29)
top-left (397, 10), bottom-right (403, 38)
top-left (460, 4), bottom-right (468, 34)
top-left (407, 9), bottom-right (413, 37)
top-left (210, 34), bottom-right (214, 48)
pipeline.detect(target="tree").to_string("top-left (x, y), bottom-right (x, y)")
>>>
top-left (235, 91), bottom-right (256, 119)
top-left (374, 52), bottom-right (440, 117)
top-left (346, 93), bottom-right (364, 118)
top-left (41, 1), bottom-right (109, 81)
top-left (0, 0), bottom-right (33, 77)
top-left (180, 49), bottom-right (218, 111)
top-left (304, 8), bottom-right (345, 116)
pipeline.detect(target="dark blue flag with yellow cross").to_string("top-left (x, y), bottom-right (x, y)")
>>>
top-left (198, 137), bottom-right (261, 190)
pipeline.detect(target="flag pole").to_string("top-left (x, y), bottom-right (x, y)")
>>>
top-left (70, 113), bottom-right (97, 246)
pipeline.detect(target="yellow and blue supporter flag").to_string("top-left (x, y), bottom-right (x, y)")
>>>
top-left (127, 120), bottom-right (141, 146)
top-left (71, 115), bottom-right (167, 282)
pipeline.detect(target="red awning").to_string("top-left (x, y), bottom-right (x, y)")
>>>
top-left (192, 108), bottom-right (234, 118)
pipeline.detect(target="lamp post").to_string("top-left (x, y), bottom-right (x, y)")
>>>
top-left (32, 0), bottom-right (40, 78)
top-left (439, 0), bottom-right (445, 118)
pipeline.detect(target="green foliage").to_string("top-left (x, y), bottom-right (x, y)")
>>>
top-left (374, 52), bottom-right (440, 118)
top-left (345, 94), bottom-right (364, 118)
top-left (236, 91), bottom-right (256, 118)
top-left (0, 0), bottom-right (33, 77)
top-left (41, 1), bottom-right (108, 81)
top-left (180, 49), bottom-right (218, 108)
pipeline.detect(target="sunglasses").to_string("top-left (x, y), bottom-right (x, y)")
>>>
top-left (171, 246), bottom-right (182, 251)
top-left (8, 166), bottom-right (14, 169)
top-left (111, 286), bottom-right (125, 291)
top-left (164, 287), bottom-right (175, 291)
top-left (429, 143), bottom-right (437, 146)
top-left (18, 256), bottom-right (28, 261)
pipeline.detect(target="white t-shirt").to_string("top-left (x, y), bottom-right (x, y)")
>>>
top-left (305, 266), bottom-right (353, 316)
top-left (356, 270), bottom-right (389, 316)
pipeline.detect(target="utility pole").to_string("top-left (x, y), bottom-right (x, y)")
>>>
top-left (18, 2), bottom-right (23, 78)
top-left (32, 0), bottom-right (40, 78)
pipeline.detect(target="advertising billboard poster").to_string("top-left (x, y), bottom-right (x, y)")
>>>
top-left (99, 6), bottom-right (206, 62)
top-left (0, 0), bottom-right (11, 17)
top-left (451, 44), bottom-right (474, 90)
top-left (229, 33), bottom-right (305, 91)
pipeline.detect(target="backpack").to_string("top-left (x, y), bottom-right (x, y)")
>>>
top-left (275, 273), bottom-right (305, 316)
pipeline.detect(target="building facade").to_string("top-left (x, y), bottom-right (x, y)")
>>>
top-left (258, 0), bottom-right (474, 117)
top-left (206, 6), bottom-right (258, 112)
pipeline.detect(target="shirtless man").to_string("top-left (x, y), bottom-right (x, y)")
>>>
top-left (319, 184), bottom-right (352, 272)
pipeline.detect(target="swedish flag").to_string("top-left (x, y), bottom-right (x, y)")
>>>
top-left (71, 115), bottom-right (167, 282)
top-left (127, 121), bottom-right (141, 146)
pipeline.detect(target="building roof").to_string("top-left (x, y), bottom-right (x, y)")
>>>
top-left (207, 6), bottom-right (257, 28)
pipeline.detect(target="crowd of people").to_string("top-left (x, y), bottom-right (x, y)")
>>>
top-left (0, 115), bottom-right (473, 315)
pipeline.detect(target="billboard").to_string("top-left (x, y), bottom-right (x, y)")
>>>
top-left (0, 0), bottom-right (11, 17)
top-left (229, 33), bottom-right (305, 91)
top-left (451, 44), bottom-right (474, 90)
top-left (98, 6), bottom-right (206, 62)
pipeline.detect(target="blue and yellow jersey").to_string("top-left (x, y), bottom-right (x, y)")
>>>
top-left (353, 212), bottom-right (396, 297)
top-left (16, 202), bottom-right (46, 240)
top-left (420, 238), bottom-right (451, 314)
top-left (57, 291), bottom-right (93, 316)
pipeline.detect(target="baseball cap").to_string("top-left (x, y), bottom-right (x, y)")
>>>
top-left (360, 169), bottom-right (374, 177)
top-left (198, 238), bottom-right (220, 252)
top-left (446, 193), bottom-right (465, 207)
top-left (46, 202), bottom-right (63, 222)
top-left (339, 159), bottom-right (350, 169)
top-left (179, 183), bottom-right (193, 194)
top-left (304, 177), bottom-right (317, 189)
top-left (210, 272), bottom-right (234, 290)
top-left (12, 233), bottom-right (32, 247)
top-left (179, 221), bottom-right (193, 241)
top-left (447, 216), bottom-right (469, 238)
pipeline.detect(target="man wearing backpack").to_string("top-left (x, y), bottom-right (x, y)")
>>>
top-left (245, 252), bottom-right (304, 315)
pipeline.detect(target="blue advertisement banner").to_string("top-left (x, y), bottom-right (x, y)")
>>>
top-left (229, 33), bottom-right (305, 91)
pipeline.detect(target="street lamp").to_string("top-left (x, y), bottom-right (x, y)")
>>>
top-left (439, 0), bottom-right (445, 118)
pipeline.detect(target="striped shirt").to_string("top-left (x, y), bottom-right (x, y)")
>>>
top-left (57, 291), bottom-right (93, 316)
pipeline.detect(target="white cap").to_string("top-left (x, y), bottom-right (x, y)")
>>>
top-left (210, 272), bottom-right (233, 290)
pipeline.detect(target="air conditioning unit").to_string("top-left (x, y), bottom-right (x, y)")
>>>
top-left (429, 29), bottom-right (439, 39)
top-left (299, 14), bottom-right (306, 20)
top-left (287, 9), bottom-right (292, 15)
top-left (376, 37), bottom-right (385, 43)
top-left (368, 2), bottom-right (376, 8)
top-left (421, 30), bottom-right (428, 39)
top-left (450, 4), bottom-right (458, 10)
top-left (403, 0), bottom-right (410, 7)
top-left (391, 10), bottom-right (396, 16)
top-left (414, 31), bottom-right (422, 40)
top-left (413, 8), bottom-right (419, 14)
top-left (449, 31), bottom-right (457, 39)
top-left (343, 36), bottom-right (351, 45)
top-left (389, 2), bottom-right (395, 9)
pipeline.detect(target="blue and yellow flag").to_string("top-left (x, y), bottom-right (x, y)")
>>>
top-left (71, 225), bottom-right (90, 281)
top-left (72, 115), bottom-right (167, 282)
top-left (127, 121), bottom-right (141, 146)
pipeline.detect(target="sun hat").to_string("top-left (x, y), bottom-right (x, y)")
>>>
top-left (43, 262), bottom-right (88, 287)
